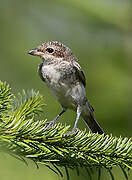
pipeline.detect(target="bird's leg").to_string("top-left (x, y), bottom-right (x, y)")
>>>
top-left (46, 108), bottom-right (66, 128)
top-left (64, 105), bottom-right (82, 136)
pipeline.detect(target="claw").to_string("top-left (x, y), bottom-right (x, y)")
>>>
top-left (45, 120), bottom-right (56, 129)
top-left (63, 129), bottom-right (79, 137)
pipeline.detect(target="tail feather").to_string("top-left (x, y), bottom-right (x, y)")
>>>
top-left (82, 111), bottom-right (104, 134)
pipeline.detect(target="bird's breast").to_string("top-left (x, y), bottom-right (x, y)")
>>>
top-left (38, 62), bottom-right (86, 110)
top-left (39, 63), bottom-right (61, 85)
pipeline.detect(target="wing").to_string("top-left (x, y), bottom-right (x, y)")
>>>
top-left (72, 61), bottom-right (86, 87)
top-left (38, 63), bottom-right (46, 82)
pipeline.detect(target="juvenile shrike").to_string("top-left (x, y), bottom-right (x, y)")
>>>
top-left (28, 41), bottom-right (104, 135)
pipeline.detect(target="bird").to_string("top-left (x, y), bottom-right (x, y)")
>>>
top-left (28, 41), bottom-right (104, 135)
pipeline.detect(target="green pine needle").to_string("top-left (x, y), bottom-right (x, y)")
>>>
top-left (0, 80), bottom-right (131, 180)
top-left (0, 81), bottom-right (13, 116)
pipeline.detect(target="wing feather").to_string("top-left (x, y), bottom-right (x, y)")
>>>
top-left (72, 61), bottom-right (86, 87)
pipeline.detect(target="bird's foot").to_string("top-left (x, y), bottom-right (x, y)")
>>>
top-left (63, 128), bottom-right (79, 137)
top-left (44, 120), bottom-right (56, 129)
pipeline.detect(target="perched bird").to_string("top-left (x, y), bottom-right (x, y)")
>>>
top-left (28, 41), bottom-right (104, 135)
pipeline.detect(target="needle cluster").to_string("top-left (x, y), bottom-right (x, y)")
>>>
top-left (0, 81), bottom-right (131, 180)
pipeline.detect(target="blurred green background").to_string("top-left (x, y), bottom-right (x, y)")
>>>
top-left (0, 0), bottom-right (132, 179)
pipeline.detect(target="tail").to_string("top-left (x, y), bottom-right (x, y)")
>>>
top-left (81, 103), bottom-right (105, 135)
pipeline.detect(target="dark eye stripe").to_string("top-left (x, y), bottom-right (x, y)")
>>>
top-left (37, 49), bottom-right (41, 52)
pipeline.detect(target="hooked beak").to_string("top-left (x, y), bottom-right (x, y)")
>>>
top-left (28, 49), bottom-right (44, 57)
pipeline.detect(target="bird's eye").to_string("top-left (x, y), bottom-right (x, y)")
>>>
top-left (46, 48), bottom-right (54, 53)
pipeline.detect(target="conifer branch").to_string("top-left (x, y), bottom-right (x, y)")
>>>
top-left (0, 81), bottom-right (131, 180)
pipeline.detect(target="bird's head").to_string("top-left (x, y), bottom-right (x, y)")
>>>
top-left (28, 41), bottom-right (74, 63)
